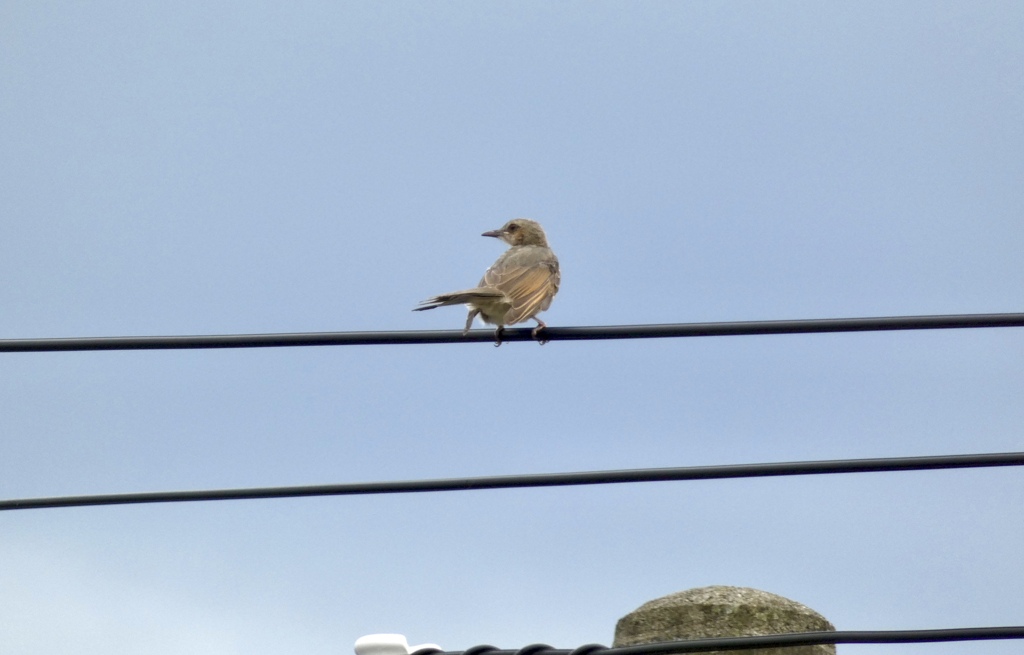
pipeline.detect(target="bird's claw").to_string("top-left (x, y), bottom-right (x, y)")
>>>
top-left (532, 324), bottom-right (549, 345)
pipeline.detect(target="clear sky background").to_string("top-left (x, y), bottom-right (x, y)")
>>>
top-left (1, 2), bottom-right (1022, 654)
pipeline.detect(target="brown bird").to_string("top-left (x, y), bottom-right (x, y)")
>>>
top-left (414, 218), bottom-right (560, 345)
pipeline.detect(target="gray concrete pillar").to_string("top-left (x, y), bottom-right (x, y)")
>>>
top-left (613, 586), bottom-right (836, 655)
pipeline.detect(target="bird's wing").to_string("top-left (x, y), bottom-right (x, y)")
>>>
top-left (482, 247), bottom-right (560, 325)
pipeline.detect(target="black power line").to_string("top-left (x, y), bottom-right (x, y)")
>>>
top-left (3, 451), bottom-right (1021, 512)
top-left (428, 626), bottom-right (1024, 655)
top-left (1, 312), bottom-right (1022, 352)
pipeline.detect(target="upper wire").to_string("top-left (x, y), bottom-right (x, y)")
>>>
top-left (0, 312), bottom-right (1022, 352)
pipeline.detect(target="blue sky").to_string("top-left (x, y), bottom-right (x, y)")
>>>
top-left (1, 2), bottom-right (1022, 654)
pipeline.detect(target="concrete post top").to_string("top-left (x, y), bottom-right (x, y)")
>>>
top-left (614, 586), bottom-right (836, 655)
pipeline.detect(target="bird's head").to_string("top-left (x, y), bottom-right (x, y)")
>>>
top-left (482, 218), bottom-right (549, 247)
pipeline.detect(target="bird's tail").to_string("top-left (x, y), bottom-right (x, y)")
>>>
top-left (413, 287), bottom-right (505, 311)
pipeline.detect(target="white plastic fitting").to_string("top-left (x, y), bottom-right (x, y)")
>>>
top-left (355, 634), bottom-right (442, 655)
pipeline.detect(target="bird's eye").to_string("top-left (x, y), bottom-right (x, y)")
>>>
top-left (507, 224), bottom-right (518, 232)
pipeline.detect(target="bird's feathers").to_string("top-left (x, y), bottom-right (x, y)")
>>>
top-left (481, 246), bottom-right (559, 326)
top-left (414, 219), bottom-right (559, 336)
top-left (413, 287), bottom-right (506, 311)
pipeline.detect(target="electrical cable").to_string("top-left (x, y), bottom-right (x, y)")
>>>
top-left (432, 627), bottom-right (1024, 655)
top-left (0, 312), bottom-right (1021, 352)
top-left (2, 451), bottom-right (1021, 512)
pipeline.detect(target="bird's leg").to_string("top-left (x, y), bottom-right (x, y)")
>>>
top-left (463, 309), bottom-right (479, 335)
top-left (532, 318), bottom-right (549, 345)
top-left (493, 325), bottom-right (504, 347)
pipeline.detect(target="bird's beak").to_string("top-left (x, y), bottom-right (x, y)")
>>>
top-left (481, 228), bottom-right (503, 238)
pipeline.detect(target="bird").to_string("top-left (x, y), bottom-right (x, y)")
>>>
top-left (414, 218), bottom-right (560, 346)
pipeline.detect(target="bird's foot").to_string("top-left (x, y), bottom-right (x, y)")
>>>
top-left (532, 321), bottom-right (549, 346)
top-left (494, 326), bottom-right (504, 347)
